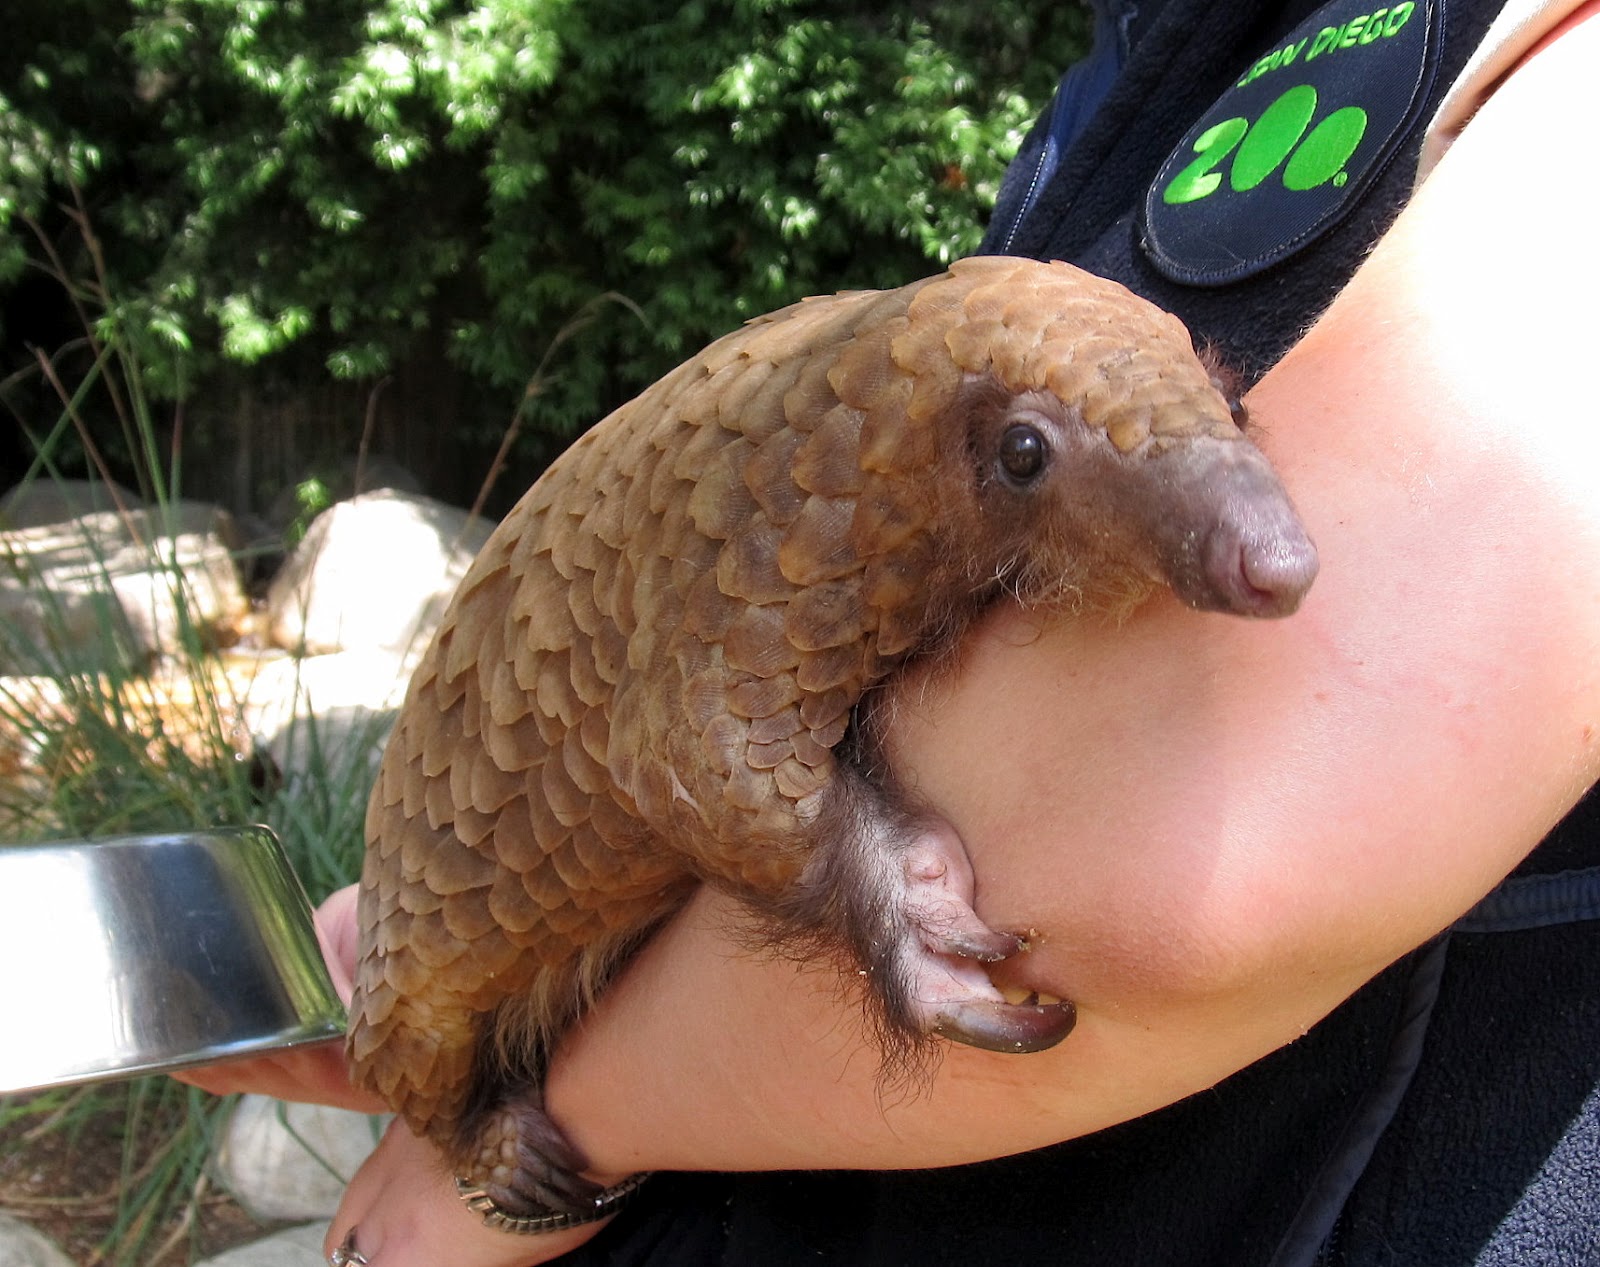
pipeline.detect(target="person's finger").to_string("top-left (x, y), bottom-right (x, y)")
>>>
top-left (171, 1038), bottom-right (386, 1110)
top-left (325, 1117), bottom-right (612, 1267)
top-left (314, 883), bottom-right (364, 1003)
top-left (170, 884), bottom-right (380, 1106)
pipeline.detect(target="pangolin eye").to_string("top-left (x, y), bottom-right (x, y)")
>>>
top-left (998, 423), bottom-right (1049, 484)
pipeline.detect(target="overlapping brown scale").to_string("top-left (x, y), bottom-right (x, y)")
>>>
top-left (537, 739), bottom-right (592, 826)
top-left (485, 657), bottom-right (531, 728)
top-left (827, 318), bottom-right (904, 411)
top-left (418, 835), bottom-right (497, 896)
top-left (683, 663), bottom-right (739, 731)
top-left (727, 672), bottom-right (801, 720)
top-left (715, 515), bottom-right (793, 606)
top-left (566, 569), bottom-right (608, 639)
top-left (783, 579), bottom-right (869, 653)
top-left (397, 811), bottom-right (448, 879)
top-left (778, 495), bottom-right (859, 586)
top-left (575, 706), bottom-right (611, 770)
top-left (649, 439), bottom-right (692, 516)
top-left (852, 474), bottom-right (937, 561)
top-left (717, 355), bottom-right (807, 450)
top-left (698, 712), bottom-right (746, 777)
top-left (561, 724), bottom-right (610, 796)
top-left (747, 704), bottom-right (802, 746)
top-left (699, 350), bottom-right (764, 418)
top-left (475, 715), bottom-right (542, 777)
top-left (453, 805), bottom-right (502, 853)
top-left (735, 290), bottom-right (873, 366)
top-left (396, 878), bottom-right (444, 918)
top-left (855, 384), bottom-right (925, 475)
top-left (399, 749), bottom-right (429, 822)
top-left (534, 649), bottom-right (585, 726)
top-left (484, 791), bottom-right (551, 875)
top-left (680, 569), bottom-right (740, 643)
top-left (582, 485), bottom-right (628, 551)
top-left (457, 674), bottom-right (485, 742)
top-left (506, 558), bottom-right (576, 651)
top-left (568, 823), bottom-right (646, 888)
top-left (773, 755), bottom-right (828, 800)
top-left (686, 437), bottom-right (758, 539)
top-left (424, 773), bottom-right (457, 833)
top-left (794, 643), bottom-right (866, 694)
top-left (936, 317), bottom-right (1003, 376)
top-left (742, 427), bottom-right (807, 526)
top-left (602, 547), bottom-right (638, 634)
top-left (782, 347), bottom-right (848, 436)
top-left (670, 413), bottom-right (737, 485)
top-left (483, 865), bottom-right (546, 936)
top-left (564, 634), bottom-right (609, 710)
top-left (746, 739), bottom-right (792, 770)
top-left (722, 759), bottom-right (772, 813)
top-left (404, 913), bottom-right (471, 969)
top-left (789, 405), bottom-right (865, 498)
top-left (621, 454), bottom-right (658, 533)
top-left (545, 835), bottom-right (604, 895)
top-left (544, 509), bottom-right (585, 580)
top-left (721, 603), bottom-right (800, 676)
top-left (568, 513), bottom-right (615, 575)
top-left (451, 941), bottom-right (526, 1007)
top-left (789, 729), bottom-right (832, 769)
top-left (511, 852), bottom-right (584, 916)
top-left (434, 886), bottom-right (500, 943)
top-left (376, 742), bottom-right (409, 811)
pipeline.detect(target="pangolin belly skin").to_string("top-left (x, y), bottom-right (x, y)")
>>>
top-left (347, 255), bottom-right (1317, 1204)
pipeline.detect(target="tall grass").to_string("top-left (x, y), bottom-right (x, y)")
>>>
top-left (0, 206), bottom-right (393, 1264)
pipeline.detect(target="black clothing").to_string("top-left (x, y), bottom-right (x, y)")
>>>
top-left (563, 1), bottom-right (1600, 1261)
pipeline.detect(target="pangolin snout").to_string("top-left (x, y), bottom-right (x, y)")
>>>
top-left (1145, 439), bottom-right (1319, 619)
top-left (1200, 522), bottom-right (1320, 617)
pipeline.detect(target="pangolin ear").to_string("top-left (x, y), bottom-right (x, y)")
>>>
top-left (1197, 343), bottom-right (1249, 430)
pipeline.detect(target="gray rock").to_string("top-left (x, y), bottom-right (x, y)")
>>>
top-left (191, 1222), bottom-right (329, 1267)
top-left (265, 490), bottom-right (492, 658)
top-left (0, 1213), bottom-right (74, 1267)
top-left (0, 501), bottom-right (247, 675)
top-left (237, 650), bottom-right (411, 793)
top-left (212, 1096), bottom-right (387, 1223)
top-left (0, 479), bottom-right (142, 530)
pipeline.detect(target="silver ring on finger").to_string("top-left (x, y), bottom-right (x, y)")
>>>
top-left (329, 1227), bottom-right (370, 1267)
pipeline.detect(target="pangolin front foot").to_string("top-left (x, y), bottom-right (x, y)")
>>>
top-left (460, 1097), bottom-right (600, 1218)
top-left (828, 812), bottom-right (1077, 1058)
top-left (897, 829), bottom-right (1077, 1054)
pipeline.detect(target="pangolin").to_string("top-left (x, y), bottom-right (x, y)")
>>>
top-left (347, 255), bottom-right (1319, 1218)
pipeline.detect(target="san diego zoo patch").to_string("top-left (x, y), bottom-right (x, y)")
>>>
top-left (1141, 0), bottom-right (1442, 286)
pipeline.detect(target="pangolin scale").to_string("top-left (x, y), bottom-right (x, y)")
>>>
top-left (347, 256), bottom-right (1318, 1215)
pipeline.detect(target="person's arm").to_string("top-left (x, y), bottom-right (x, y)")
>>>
top-left (330, 7), bottom-right (1600, 1259)
top-left (546, 2), bottom-right (1600, 1176)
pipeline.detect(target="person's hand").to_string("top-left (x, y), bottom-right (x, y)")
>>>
top-left (172, 884), bottom-right (385, 1112)
top-left (324, 1117), bottom-right (613, 1267)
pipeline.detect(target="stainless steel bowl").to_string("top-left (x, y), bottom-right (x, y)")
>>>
top-left (0, 826), bottom-right (345, 1093)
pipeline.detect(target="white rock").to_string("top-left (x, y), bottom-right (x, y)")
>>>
top-left (190, 1222), bottom-right (329, 1267)
top-left (212, 1096), bottom-right (388, 1223)
top-left (0, 501), bottom-right (247, 675)
top-left (234, 649), bottom-right (413, 791)
top-left (0, 1213), bottom-right (74, 1267)
top-left (265, 490), bottom-right (493, 658)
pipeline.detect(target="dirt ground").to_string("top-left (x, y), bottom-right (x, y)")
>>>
top-left (0, 1091), bottom-right (275, 1266)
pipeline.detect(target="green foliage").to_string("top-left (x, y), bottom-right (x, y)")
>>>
top-left (2, 0), bottom-right (1087, 463)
